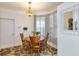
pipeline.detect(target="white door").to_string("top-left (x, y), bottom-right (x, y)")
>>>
top-left (0, 18), bottom-right (15, 48)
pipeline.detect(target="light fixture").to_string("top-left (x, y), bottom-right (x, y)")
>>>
top-left (27, 2), bottom-right (33, 16)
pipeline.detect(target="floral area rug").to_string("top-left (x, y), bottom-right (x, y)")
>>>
top-left (0, 45), bottom-right (57, 56)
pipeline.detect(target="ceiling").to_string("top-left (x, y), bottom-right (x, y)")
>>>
top-left (0, 2), bottom-right (62, 15)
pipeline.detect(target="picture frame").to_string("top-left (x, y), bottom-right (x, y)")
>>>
top-left (64, 10), bottom-right (73, 30)
top-left (60, 5), bottom-right (79, 35)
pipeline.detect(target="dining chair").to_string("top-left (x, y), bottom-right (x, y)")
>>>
top-left (45, 32), bottom-right (49, 48)
top-left (29, 36), bottom-right (40, 54)
top-left (20, 33), bottom-right (30, 49)
top-left (20, 33), bottom-right (24, 42)
top-left (20, 33), bottom-right (24, 48)
top-left (20, 33), bottom-right (28, 50)
top-left (40, 33), bottom-right (49, 51)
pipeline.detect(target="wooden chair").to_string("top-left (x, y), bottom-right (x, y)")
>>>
top-left (45, 33), bottom-right (49, 48)
top-left (29, 36), bottom-right (40, 54)
top-left (40, 33), bottom-right (49, 51)
top-left (20, 33), bottom-right (30, 48)
top-left (20, 33), bottom-right (25, 49)
top-left (20, 33), bottom-right (24, 42)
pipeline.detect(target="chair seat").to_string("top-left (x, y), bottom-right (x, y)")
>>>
top-left (32, 46), bottom-right (40, 48)
top-left (40, 40), bottom-right (46, 46)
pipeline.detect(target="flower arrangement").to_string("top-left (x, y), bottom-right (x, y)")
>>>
top-left (32, 31), bottom-right (40, 36)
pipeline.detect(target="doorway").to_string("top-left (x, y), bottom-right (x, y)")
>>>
top-left (0, 18), bottom-right (15, 48)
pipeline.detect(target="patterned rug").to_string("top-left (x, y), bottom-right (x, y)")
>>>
top-left (0, 45), bottom-right (57, 56)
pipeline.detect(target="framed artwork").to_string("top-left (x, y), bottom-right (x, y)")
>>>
top-left (62, 5), bottom-right (79, 34)
top-left (57, 3), bottom-right (79, 35)
top-left (64, 11), bottom-right (73, 30)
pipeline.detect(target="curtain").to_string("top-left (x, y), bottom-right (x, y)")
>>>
top-left (34, 15), bottom-right (46, 37)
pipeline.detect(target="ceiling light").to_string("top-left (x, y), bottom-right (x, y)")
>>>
top-left (27, 2), bottom-right (33, 16)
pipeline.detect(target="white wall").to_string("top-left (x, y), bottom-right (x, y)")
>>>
top-left (0, 8), bottom-right (34, 49)
top-left (57, 3), bottom-right (79, 56)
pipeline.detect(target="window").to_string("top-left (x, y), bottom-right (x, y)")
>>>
top-left (35, 16), bottom-right (45, 36)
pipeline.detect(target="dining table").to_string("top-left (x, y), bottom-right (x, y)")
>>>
top-left (24, 36), bottom-right (45, 42)
top-left (24, 35), bottom-right (48, 52)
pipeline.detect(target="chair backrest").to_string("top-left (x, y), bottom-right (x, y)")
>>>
top-left (29, 36), bottom-right (40, 46)
top-left (40, 33), bottom-right (49, 48)
top-left (45, 33), bottom-right (49, 42)
top-left (20, 33), bottom-right (24, 42)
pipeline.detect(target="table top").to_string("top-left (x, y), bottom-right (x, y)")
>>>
top-left (24, 36), bottom-right (44, 42)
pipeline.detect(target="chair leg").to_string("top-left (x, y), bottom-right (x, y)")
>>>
top-left (37, 50), bottom-right (40, 55)
top-left (30, 48), bottom-right (33, 55)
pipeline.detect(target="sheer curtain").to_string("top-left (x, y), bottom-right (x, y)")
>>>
top-left (35, 16), bottom-right (46, 37)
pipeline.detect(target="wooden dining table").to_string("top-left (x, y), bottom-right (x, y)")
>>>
top-left (24, 36), bottom-right (44, 42)
top-left (24, 35), bottom-right (49, 53)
